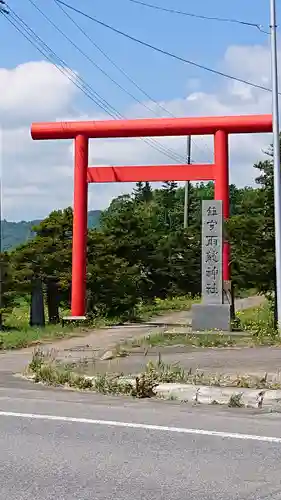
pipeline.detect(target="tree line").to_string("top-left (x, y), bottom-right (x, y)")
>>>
top-left (1, 145), bottom-right (276, 320)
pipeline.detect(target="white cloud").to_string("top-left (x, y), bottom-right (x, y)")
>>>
top-left (223, 45), bottom-right (271, 86)
top-left (0, 61), bottom-right (78, 129)
top-left (0, 46), bottom-right (276, 221)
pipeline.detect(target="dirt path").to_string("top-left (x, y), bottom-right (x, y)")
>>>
top-left (0, 295), bottom-right (265, 376)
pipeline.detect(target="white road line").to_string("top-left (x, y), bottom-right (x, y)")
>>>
top-left (0, 410), bottom-right (280, 443)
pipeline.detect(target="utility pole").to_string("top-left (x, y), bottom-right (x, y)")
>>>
top-left (184, 135), bottom-right (191, 228)
top-left (0, 177), bottom-right (2, 331)
top-left (270, 0), bottom-right (281, 331)
top-left (0, 1), bottom-right (8, 331)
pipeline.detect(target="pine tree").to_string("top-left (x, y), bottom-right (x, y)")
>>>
top-left (133, 181), bottom-right (153, 203)
top-left (142, 182), bottom-right (153, 202)
top-left (133, 182), bottom-right (144, 202)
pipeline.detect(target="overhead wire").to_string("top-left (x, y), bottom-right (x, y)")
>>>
top-left (9, 6), bottom-right (192, 164)
top-left (29, 0), bottom-right (170, 119)
top-left (56, 0), bottom-right (275, 95)
top-left (27, 0), bottom-right (210, 165)
top-left (5, 10), bottom-right (127, 120)
top-left (2, 4), bottom-right (120, 120)
top-left (2, 5), bottom-right (189, 164)
top-left (53, 0), bottom-right (213, 161)
top-left (124, 0), bottom-right (265, 32)
top-left (0, 0), bottom-right (8, 14)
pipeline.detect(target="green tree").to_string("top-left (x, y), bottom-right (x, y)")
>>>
top-left (10, 208), bottom-right (73, 303)
top-left (133, 182), bottom-right (153, 203)
top-left (87, 230), bottom-right (141, 318)
top-left (0, 252), bottom-right (16, 326)
top-left (228, 157), bottom-right (275, 293)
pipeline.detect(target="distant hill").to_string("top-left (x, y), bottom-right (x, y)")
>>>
top-left (2, 210), bottom-right (101, 251)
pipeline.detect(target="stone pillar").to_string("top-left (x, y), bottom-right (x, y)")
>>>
top-left (192, 200), bottom-right (231, 331)
top-left (30, 278), bottom-right (45, 328)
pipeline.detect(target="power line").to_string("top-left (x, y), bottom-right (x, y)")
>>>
top-left (7, 7), bottom-right (190, 164)
top-left (0, 0), bottom-right (8, 14)
top-left (125, 0), bottom-right (265, 31)
top-left (30, 0), bottom-right (182, 129)
top-left (6, 10), bottom-right (125, 119)
top-left (3, 6), bottom-right (188, 164)
top-left (56, 0), bottom-right (274, 94)
top-left (53, 0), bottom-right (213, 162)
top-left (55, 0), bottom-right (180, 119)
top-left (6, 10), bottom-right (181, 162)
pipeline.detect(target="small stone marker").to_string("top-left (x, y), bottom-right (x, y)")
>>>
top-left (192, 200), bottom-right (231, 332)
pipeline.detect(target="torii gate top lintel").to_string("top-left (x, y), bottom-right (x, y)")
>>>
top-left (31, 114), bottom-right (272, 140)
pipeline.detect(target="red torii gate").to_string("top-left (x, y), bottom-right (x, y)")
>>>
top-left (31, 114), bottom-right (272, 317)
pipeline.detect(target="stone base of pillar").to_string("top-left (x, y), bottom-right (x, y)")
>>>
top-left (191, 303), bottom-right (231, 332)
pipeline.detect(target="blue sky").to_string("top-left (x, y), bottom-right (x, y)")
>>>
top-left (1, 0), bottom-right (274, 115)
top-left (0, 0), bottom-right (279, 221)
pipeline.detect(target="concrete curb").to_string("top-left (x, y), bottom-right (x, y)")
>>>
top-left (155, 383), bottom-right (281, 408)
top-left (113, 379), bottom-right (281, 408)
top-left (20, 372), bottom-right (281, 409)
top-left (84, 375), bottom-right (281, 409)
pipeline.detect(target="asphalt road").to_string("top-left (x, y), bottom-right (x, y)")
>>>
top-left (0, 378), bottom-right (281, 499)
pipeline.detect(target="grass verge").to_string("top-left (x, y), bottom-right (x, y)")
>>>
top-left (1, 299), bottom-right (94, 349)
top-left (1, 295), bottom-right (196, 350)
top-left (27, 349), bottom-right (158, 398)
top-left (27, 349), bottom-right (281, 399)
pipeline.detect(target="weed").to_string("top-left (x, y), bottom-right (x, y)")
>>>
top-left (28, 348), bottom-right (45, 372)
top-left (145, 359), bottom-right (187, 383)
top-left (166, 394), bottom-right (178, 401)
top-left (228, 392), bottom-right (244, 408)
top-left (93, 374), bottom-right (133, 395)
top-left (193, 388), bottom-right (200, 404)
top-left (135, 373), bottom-right (158, 398)
top-left (257, 390), bottom-right (265, 409)
top-left (28, 351), bottom-right (158, 398)
top-left (234, 375), bottom-right (252, 389)
top-left (77, 377), bottom-right (94, 390)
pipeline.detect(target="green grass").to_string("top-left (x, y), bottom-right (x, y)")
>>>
top-left (1, 301), bottom-right (85, 349)
top-left (1, 295), bottom-right (196, 350)
top-left (127, 331), bottom-right (248, 349)
top-left (134, 295), bottom-right (197, 321)
top-left (0, 326), bottom-right (83, 350)
top-left (236, 300), bottom-right (278, 343)
top-left (1, 297), bottom-right (114, 349)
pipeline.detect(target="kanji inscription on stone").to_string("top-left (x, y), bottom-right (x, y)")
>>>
top-left (202, 200), bottom-right (223, 304)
